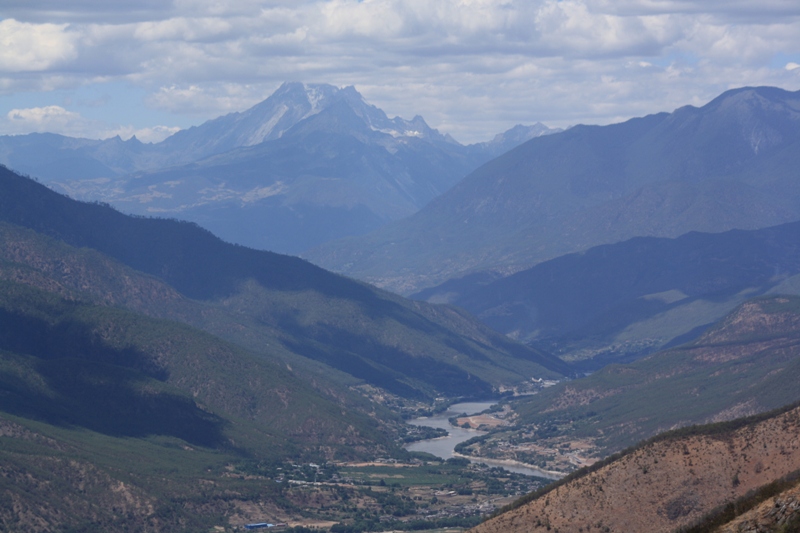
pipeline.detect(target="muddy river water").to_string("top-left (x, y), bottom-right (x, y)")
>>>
top-left (404, 401), bottom-right (562, 479)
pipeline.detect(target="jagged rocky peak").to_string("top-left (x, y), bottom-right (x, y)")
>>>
top-left (314, 84), bottom-right (448, 142)
top-left (203, 81), bottom-right (449, 147)
top-left (234, 82), bottom-right (340, 145)
top-left (261, 81), bottom-right (341, 118)
top-left (273, 81), bottom-right (339, 106)
top-left (157, 81), bottom-right (348, 151)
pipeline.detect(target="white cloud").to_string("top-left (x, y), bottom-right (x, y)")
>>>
top-left (6, 105), bottom-right (82, 130)
top-left (2, 105), bottom-right (178, 142)
top-left (0, 19), bottom-right (78, 72)
top-left (1, 0), bottom-right (177, 23)
top-left (146, 83), bottom-right (264, 116)
top-left (1, 1), bottom-right (799, 142)
top-left (133, 17), bottom-right (233, 42)
top-left (585, 0), bottom-right (800, 19)
top-left (111, 124), bottom-right (181, 143)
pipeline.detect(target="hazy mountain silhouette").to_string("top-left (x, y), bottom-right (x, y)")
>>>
top-left (307, 86), bottom-right (800, 294)
top-left (0, 83), bottom-right (557, 254)
top-left (413, 221), bottom-right (800, 366)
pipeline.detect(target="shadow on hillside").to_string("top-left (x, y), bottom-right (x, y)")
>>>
top-left (280, 321), bottom-right (494, 398)
top-left (0, 309), bottom-right (227, 447)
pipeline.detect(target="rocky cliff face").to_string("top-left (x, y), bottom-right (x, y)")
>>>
top-left (472, 406), bottom-right (800, 533)
top-left (716, 484), bottom-right (800, 532)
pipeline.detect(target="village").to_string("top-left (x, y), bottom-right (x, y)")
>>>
top-left (224, 457), bottom-right (551, 532)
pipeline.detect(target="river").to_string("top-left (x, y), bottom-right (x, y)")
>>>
top-left (404, 401), bottom-right (562, 479)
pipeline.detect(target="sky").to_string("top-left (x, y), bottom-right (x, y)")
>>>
top-left (1, 0), bottom-right (799, 144)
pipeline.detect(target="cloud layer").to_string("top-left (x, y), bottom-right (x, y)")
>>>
top-left (2, 0), bottom-right (799, 142)
top-left (1, 105), bottom-right (179, 142)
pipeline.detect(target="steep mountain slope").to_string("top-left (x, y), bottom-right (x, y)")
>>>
top-left (0, 414), bottom-right (271, 533)
top-left (307, 86), bottom-right (800, 294)
top-left (0, 280), bottom-right (384, 457)
top-left (111, 96), bottom-right (484, 253)
top-left (154, 82), bottom-right (349, 160)
top-left (0, 165), bottom-right (569, 400)
top-left (459, 295), bottom-right (800, 471)
top-left (1, 83), bottom-right (558, 254)
top-left (413, 221), bottom-right (800, 366)
top-left (471, 404), bottom-right (800, 533)
top-left (677, 472), bottom-right (800, 533)
top-left (0, 277), bottom-right (398, 531)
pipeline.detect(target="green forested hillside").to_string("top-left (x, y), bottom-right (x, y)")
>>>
top-left (0, 409), bottom-right (296, 532)
top-left (0, 280), bottom-right (389, 457)
top-left (0, 278), bottom-right (398, 531)
top-left (0, 163), bottom-right (576, 529)
top-left (0, 165), bottom-right (569, 400)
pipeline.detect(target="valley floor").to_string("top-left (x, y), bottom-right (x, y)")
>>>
top-left (226, 459), bottom-right (550, 532)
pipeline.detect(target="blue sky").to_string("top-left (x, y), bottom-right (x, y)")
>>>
top-left (1, 0), bottom-right (799, 143)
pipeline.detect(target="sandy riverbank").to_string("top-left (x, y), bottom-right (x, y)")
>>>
top-left (452, 453), bottom-right (565, 480)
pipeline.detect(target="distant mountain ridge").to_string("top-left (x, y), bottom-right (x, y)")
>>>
top-left (0, 83), bottom-right (457, 178)
top-left (412, 220), bottom-right (800, 366)
top-left (307, 86), bottom-right (800, 294)
top-left (0, 82), bottom-right (558, 254)
top-left (154, 82), bottom-right (460, 166)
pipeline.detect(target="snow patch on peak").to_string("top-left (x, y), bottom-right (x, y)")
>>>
top-left (370, 126), bottom-right (423, 138)
top-left (300, 83), bottom-right (341, 120)
top-left (305, 86), bottom-right (326, 112)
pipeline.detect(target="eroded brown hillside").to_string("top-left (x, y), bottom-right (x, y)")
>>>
top-left (712, 482), bottom-right (800, 533)
top-left (472, 406), bottom-right (800, 533)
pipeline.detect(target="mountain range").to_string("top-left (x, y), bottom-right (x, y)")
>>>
top-left (0, 82), bottom-right (557, 254)
top-left (307, 86), bottom-right (800, 294)
top-left (412, 220), bottom-right (800, 367)
top-left (5, 83), bottom-right (800, 532)
top-left (0, 164), bottom-right (569, 401)
top-left (0, 162), bottom-right (571, 529)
